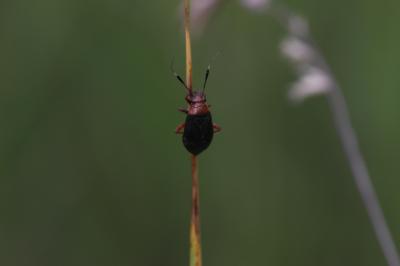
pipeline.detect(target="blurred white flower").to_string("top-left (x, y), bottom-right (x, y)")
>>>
top-left (192, 0), bottom-right (219, 20)
top-left (280, 36), bottom-right (315, 65)
top-left (184, 0), bottom-right (222, 35)
top-left (288, 15), bottom-right (309, 37)
top-left (240, 0), bottom-right (271, 12)
top-left (288, 68), bottom-right (332, 102)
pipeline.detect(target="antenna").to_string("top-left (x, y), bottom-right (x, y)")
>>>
top-left (202, 64), bottom-right (211, 92)
top-left (170, 59), bottom-right (191, 93)
top-left (202, 52), bottom-right (220, 92)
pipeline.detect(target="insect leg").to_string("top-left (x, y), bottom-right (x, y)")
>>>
top-left (175, 123), bottom-right (185, 134)
top-left (213, 123), bottom-right (221, 133)
top-left (178, 108), bottom-right (188, 114)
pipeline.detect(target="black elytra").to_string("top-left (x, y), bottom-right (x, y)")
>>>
top-left (183, 113), bottom-right (214, 155)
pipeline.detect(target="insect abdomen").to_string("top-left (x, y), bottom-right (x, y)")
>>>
top-left (183, 113), bottom-right (214, 155)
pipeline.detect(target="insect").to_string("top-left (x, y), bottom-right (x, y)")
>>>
top-left (172, 64), bottom-right (221, 155)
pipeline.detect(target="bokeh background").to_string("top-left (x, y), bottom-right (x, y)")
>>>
top-left (1, 0), bottom-right (400, 265)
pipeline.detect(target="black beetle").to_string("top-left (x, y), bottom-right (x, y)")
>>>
top-left (173, 65), bottom-right (221, 155)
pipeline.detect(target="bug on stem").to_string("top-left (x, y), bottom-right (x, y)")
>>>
top-left (172, 64), bottom-right (221, 155)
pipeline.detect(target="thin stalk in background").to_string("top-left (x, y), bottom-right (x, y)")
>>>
top-left (270, 2), bottom-right (400, 266)
top-left (184, 1), bottom-right (203, 265)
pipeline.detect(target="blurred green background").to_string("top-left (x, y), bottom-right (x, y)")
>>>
top-left (1, 0), bottom-right (400, 265)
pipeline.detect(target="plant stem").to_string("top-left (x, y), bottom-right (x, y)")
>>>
top-left (190, 154), bottom-right (202, 266)
top-left (183, 1), bottom-right (202, 265)
top-left (327, 82), bottom-right (400, 266)
top-left (184, 0), bottom-right (193, 90)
